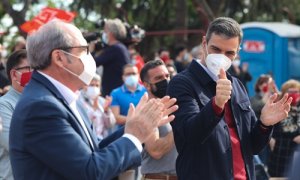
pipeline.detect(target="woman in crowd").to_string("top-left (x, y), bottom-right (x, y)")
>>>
top-left (78, 74), bottom-right (116, 139)
top-left (268, 79), bottom-right (300, 177)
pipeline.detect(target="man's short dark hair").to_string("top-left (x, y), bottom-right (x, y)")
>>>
top-left (206, 17), bottom-right (243, 44)
top-left (122, 63), bottom-right (137, 75)
top-left (6, 49), bottom-right (27, 82)
top-left (140, 59), bottom-right (165, 82)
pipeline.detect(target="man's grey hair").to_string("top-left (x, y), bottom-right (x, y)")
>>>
top-left (26, 20), bottom-right (78, 70)
top-left (206, 17), bottom-right (243, 44)
top-left (105, 18), bottom-right (127, 41)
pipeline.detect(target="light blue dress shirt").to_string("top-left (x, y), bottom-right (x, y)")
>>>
top-left (0, 87), bottom-right (21, 180)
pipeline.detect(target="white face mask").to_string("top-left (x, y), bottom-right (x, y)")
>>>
top-left (124, 75), bottom-right (139, 87)
top-left (205, 45), bottom-right (232, 76)
top-left (232, 59), bottom-right (241, 66)
top-left (86, 86), bottom-right (100, 99)
top-left (102, 32), bottom-right (108, 45)
top-left (62, 51), bottom-right (96, 85)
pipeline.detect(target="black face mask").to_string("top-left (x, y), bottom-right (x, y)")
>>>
top-left (150, 79), bottom-right (169, 98)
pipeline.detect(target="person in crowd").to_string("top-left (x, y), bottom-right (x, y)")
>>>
top-left (167, 17), bottom-right (292, 180)
top-left (0, 85), bottom-right (10, 96)
top-left (11, 37), bottom-right (26, 52)
top-left (78, 74), bottom-right (115, 139)
top-left (140, 60), bottom-right (177, 180)
top-left (166, 64), bottom-right (177, 79)
top-left (228, 56), bottom-right (252, 92)
top-left (0, 44), bottom-right (10, 89)
top-left (190, 44), bottom-right (204, 59)
top-left (268, 79), bottom-right (300, 177)
top-left (250, 74), bottom-right (278, 165)
top-left (288, 145), bottom-right (300, 180)
top-left (158, 47), bottom-right (171, 64)
top-left (173, 44), bottom-right (191, 73)
top-left (110, 64), bottom-right (146, 180)
top-left (94, 18), bottom-right (130, 96)
top-left (110, 64), bottom-right (146, 127)
top-left (9, 20), bottom-right (178, 180)
top-left (0, 49), bottom-right (32, 180)
top-left (128, 45), bottom-right (145, 73)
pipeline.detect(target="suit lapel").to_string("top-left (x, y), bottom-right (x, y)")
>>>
top-left (76, 100), bottom-right (99, 149)
top-left (32, 71), bottom-right (96, 150)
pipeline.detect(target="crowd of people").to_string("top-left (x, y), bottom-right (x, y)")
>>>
top-left (0, 17), bottom-right (299, 180)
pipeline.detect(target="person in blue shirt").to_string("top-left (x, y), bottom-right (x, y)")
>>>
top-left (0, 49), bottom-right (32, 180)
top-left (110, 63), bottom-right (146, 180)
top-left (110, 64), bottom-right (146, 127)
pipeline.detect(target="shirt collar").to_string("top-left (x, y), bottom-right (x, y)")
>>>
top-left (10, 86), bottom-right (21, 96)
top-left (196, 59), bottom-right (218, 82)
top-left (37, 71), bottom-right (79, 105)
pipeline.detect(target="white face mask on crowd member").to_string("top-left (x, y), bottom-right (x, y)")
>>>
top-left (62, 51), bottom-right (96, 85)
top-left (86, 86), bottom-right (100, 100)
top-left (232, 59), bottom-right (241, 67)
top-left (204, 44), bottom-right (233, 77)
top-left (124, 75), bottom-right (139, 87)
top-left (102, 32), bottom-right (109, 45)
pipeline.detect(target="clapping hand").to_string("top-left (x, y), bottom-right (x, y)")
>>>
top-left (125, 93), bottom-right (178, 143)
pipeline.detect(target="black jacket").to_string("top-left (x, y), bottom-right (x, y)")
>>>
top-left (167, 60), bottom-right (273, 180)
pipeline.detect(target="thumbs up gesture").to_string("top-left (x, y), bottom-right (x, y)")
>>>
top-left (215, 68), bottom-right (232, 109)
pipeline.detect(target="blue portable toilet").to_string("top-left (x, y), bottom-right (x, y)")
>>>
top-left (240, 22), bottom-right (300, 97)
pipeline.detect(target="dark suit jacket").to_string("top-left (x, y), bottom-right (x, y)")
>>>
top-left (9, 71), bottom-right (141, 180)
top-left (167, 60), bottom-right (273, 180)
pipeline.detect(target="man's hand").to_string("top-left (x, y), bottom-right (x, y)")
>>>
top-left (293, 135), bottom-right (300, 144)
top-left (215, 68), bottom-right (232, 109)
top-left (260, 93), bottom-right (292, 126)
top-left (103, 95), bottom-right (113, 112)
top-left (124, 93), bottom-right (178, 143)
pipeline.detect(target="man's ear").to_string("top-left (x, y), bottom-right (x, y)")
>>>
top-left (122, 75), bottom-right (126, 82)
top-left (52, 50), bottom-right (64, 67)
top-left (143, 81), bottom-right (151, 91)
top-left (202, 36), bottom-right (206, 47)
top-left (10, 69), bottom-right (17, 82)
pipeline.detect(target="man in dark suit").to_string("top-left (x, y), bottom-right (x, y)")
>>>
top-left (167, 17), bottom-right (292, 180)
top-left (9, 20), bottom-right (178, 180)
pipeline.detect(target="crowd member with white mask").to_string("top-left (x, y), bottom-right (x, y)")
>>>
top-left (110, 64), bottom-right (147, 180)
top-left (78, 74), bottom-right (116, 139)
top-left (110, 64), bottom-right (146, 128)
top-left (94, 18), bottom-right (131, 96)
top-left (167, 17), bottom-right (292, 180)
top-left (9, 20), bottom-right (178, 180)
top-left (0, 49), bottom-right (32, 180)
top-left (228, 56), bottom-right (252, 92)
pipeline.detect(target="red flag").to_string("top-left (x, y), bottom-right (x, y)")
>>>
top-left (20, 7), bottom-right (76, 34)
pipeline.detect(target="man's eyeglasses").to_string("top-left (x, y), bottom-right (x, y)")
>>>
top-left (49, 45), bottom-right (90, 59)
top-left (58, 46), bottom-right (89, 55)
top-left (15, 66), bottom-right (32, 72)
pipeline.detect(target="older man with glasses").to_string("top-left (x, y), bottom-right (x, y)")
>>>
top-left (9, 20), bottom-right (178, 180)
top-left (0, 49), bottom-right (32, 180)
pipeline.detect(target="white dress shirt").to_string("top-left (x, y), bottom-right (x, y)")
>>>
top-left (38, 71), bottom-right (142, 152)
